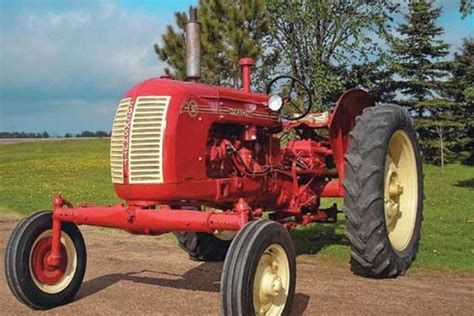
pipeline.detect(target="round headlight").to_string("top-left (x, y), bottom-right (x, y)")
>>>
top-left (268, 95), bottom-right (283, 111)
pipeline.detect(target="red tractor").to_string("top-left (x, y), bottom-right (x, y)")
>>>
top-left (5, 8), bottom-right (423, 315)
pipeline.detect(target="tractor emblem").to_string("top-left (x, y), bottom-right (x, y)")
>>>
top-left (187, 100), bottom-right (199, 117)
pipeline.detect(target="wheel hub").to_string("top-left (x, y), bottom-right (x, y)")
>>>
top-left (253, 245), bottom-right (290, 316)
top-left (31, 237), bottom-right (68, 285)
top-left (259, 260), bottom-right (283, 298)
top-left (29, 229), bottom-right (78, 294)
top-left (384, 158), bottom-right (403, 231)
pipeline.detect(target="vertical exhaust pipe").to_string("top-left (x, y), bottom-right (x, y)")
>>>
top-left (185, 7), bottom-right (201, 81)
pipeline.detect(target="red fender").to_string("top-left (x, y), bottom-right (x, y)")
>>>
top-left (329, 89), bottom-right (375, 191)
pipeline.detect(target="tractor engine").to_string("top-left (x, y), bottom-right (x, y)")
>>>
top-left (282, 139), bottom-right (329, 176)
top-left (206, 124), bottom-right (272, 178)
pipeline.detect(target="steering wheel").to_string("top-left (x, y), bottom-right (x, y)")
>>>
top-left (266, 75), bottom-right (312, 121)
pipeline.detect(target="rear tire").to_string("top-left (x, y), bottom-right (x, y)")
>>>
top-left (344, 104), bottom-right (423, 278)
top-left (221, 220), bottom-right (296, 316)
top-left (4, 211), bottom-right (86, 309)
top-left (174, 231), bottom-right (231, 261)
top-left (172, 205), bottom-right (233, 261)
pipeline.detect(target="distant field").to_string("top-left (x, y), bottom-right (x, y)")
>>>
top-left (0, 139), bottom-right (473, 274)
top-left (0, 137), bottom-right (101, 145)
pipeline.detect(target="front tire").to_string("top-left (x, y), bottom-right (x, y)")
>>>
top-left (221, 220), bottom-right (296, 316)
top-left (4, 211), bottom-right (87, 309)
top-left (344, 105), bottom-right (423, 278)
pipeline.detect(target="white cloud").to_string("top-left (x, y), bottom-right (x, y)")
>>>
top-left (0, 2), bottom-right (171, 133)
top-left (2, 3), bottom-right (166, 96)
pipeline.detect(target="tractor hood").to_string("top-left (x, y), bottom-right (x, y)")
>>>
top-left (110, 78), bottom-right (280, 202)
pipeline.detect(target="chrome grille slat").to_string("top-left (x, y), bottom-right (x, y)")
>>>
top-left (129, 159), bottom-right (160, 163)
top-left (133, 118), bottom-right (164, 122)
top-left (128, 136), bottom-right (161, 141)
top-left (128, 96), bottom-right (170, 184)
top-left (130, 176), bottom-right (161, 179)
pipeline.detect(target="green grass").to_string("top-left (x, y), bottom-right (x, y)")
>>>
top-left (0, 139), bottom-right (120, 214)
top-left (0, 140), bottom-right (473, 274)
top-left (415, 164), bottom-right (474, 273)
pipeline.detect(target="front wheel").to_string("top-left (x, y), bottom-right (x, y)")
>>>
top-left (344, 104), bottom-right (423, 278)
top-left (221, 220), bottom-right (296, 316)
top-left (4, 211), bottom-right (87, 309)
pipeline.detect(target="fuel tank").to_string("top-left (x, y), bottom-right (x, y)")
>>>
top-left (110, 78), bottom-right (281, 205)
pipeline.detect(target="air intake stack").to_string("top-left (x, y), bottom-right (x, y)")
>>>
top-left (185, 7), bottom-right (201, 81)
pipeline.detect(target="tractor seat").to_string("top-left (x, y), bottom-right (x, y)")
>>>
top-left (285, 111), bottom-right (330, 129)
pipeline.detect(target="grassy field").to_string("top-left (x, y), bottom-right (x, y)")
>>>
top-left (0, 139), bottom-right (473, 274)
top-left (0, 139), bottom-right (120, 214)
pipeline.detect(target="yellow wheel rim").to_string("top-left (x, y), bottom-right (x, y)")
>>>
top-left (384, 130), bottom-right (418, 252)
top-left (29, 230), bottom-right (77, 294)
top-left (253, 244), bottom-right (290, 316)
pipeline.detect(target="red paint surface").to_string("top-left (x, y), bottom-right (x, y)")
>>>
top-left (52, 196), bottom-right (248, 235)
top-left (239, 57), bottom-right (254, 92)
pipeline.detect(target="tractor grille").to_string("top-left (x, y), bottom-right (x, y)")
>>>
top-left (110, 97), bottom-right (131, 184)
top-left (128, 96), bottom-right (170, 184)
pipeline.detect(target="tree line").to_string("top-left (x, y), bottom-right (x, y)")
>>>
top-left (0, 131), bottom-right (110, 138)
top-left (155, 0), bottom-right (473, 165)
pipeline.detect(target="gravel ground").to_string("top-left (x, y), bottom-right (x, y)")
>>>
top-left (0, 218), bottom-right (473, 315)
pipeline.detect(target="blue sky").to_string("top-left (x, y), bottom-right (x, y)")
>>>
top-left (0, 0), bottom-right (472, 135)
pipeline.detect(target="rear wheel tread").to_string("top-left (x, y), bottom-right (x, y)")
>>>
top-left (344, 104), bottom-right (423, 278)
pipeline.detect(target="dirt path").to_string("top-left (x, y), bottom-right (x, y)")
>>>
top-left (0, 218), bottom-right (472, 315)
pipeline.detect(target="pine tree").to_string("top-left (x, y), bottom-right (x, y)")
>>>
top-left (341, 55), bottom-right (398, 104)
top-left (444, 37), bottom-right (474, 164)
top-left (460, 0), bottom-right (473, 18)
top-left (390, 0), bottom-right (459, 163)
top-left (154, 0), bottom-right (272, 89)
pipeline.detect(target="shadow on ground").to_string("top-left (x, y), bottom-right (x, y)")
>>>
top-left (78, 262), bottom-right (223, 299)
top-left (290, 222), bottom-right (349, 256)
top-left (77, 224), bottom-right (350, 314)
top-left (455, 178), bottom-right (474, 189)
top-left (292, 293), bottom-right (311, 315)
top-left (78, 261), bottom-right (311, 314)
